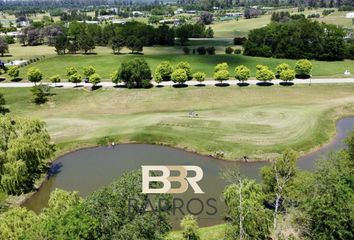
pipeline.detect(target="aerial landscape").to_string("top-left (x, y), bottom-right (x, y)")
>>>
top-left (0, 0), bottom-right (353, 239)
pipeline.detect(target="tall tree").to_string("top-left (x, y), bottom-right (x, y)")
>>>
top-left (0, 36), bottom-right (9, 57)
top-left (223, 168), bottom-right (271, 240)
top-left (0, 93), bottom-right (9, 115)
top-left (261, 149), bottom-right (298, 240)
top-left (0, 116), bottom-right (53, 195)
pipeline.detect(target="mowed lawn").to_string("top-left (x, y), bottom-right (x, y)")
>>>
top-left (168, 224), bottom-right (226, 240)
top-left (2, 84), bottom-right (354, 161)
top-left (8, 47), bottom-right (354, 80)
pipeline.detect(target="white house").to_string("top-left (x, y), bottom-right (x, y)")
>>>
top-left (345, 12), bottom-right (354, 18)
top-left (174, 8), bottom-right (184, 15)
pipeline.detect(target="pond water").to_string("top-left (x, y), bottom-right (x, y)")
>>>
top-left (24, 117), bottom-right (354, 228)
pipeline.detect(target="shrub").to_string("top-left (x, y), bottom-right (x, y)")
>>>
top-left (206, 46), bottom-right (216, 55)
top-left (233, 37), bottom-right (247, 45)
top-left (225, 47), bottom-right (234, 54)
top-left (234, 49), bottom-right (242, 54)
top-left (196, 47), bottom-right (207, 55)
top-left (275, 63), bottom-right (291, 78)
top-left (214, 62), bottom-right (229, 72)
top-left (280, 69), bottom-right (295, 82)
top-left (50, 75), bottom-right (61, 86)
top-left (27, 67), bottom-right (43, 85)
top-left (256, 66), bottom-right (275, 82)
top-left (183, 47), bottom-right (190, 55)
top-left (89, 73), bottom-right (101, 87)
top-left (176, 62), bottom-right (193, 80)
top-left (171, 69), bottom-right (188, 84)
top-left (155, 61), bottom-right (173, 81)
top-left (110, 70), bottom-right (121, 86)
top-left (214, 70), bottom-right (230, 83)
top-left (193, 72), bottom-right (206, 83)
top-left (295, 59), bottom-right (312, 77)
top-left (234, 65), bottom-right (250, 83)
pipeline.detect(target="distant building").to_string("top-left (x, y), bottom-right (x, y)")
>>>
top-left (112, 19), bottom-right (126, 25)
top-left (186, 10), bottom-right (197, 14)
top-left (132, 11), bottom-right (144, 17)
top-left (97, 15), bottom-right (115, 21)
top-left (346, 12), bottom-right (354, 18)
top-left (5, 60), bottom-right (28, 67)
top-left (174, 8), bottom-right (184, 15)
top-left (225, 12), bottom-right (242, 17)
top-left (79, 20), bottom-right (99, 24)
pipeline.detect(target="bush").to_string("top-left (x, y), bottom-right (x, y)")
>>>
top-left (256, 65), bottom-right (275, 82)
top-left (280, 69), bottom-right (295, 82)
top-left (275, 63), bottom-right (291, 78)
top-left (50, 75), bottom-right (61, 86)
top-left (196, 47), bottom-right (206, 55)
top-left (307, 13), bottom-right (320, 18)
top-left (234, 49), bottom-right (242, 54)
top-left (193, 72), bottom-right (206, 83)
top-left (214, 62), bottom-right (229, 72)
top-left (234, 65), bottom-right (250, 83)
top-left (155, 61), bottom-right (173, 81)
top-left (233, 37), bottom-right (247, 45)
top-left (31, 85), bottom-right (51, 104)
top-left (183, 47), bottom-right (190, 55)
top-left (27, 67), bottom-right (43, 85)
top-left (225, 47), bottom-right (234, 54)
top-left (206, 46), bottom-right (216, 55)
top-left (295, 59), bottom-right (312, 78)
top-left (171, 69), bottom-right (188, 84)
top-left (176, 62), bottom-right (193, 80)
top-left (214, 70), bottom-right (230, 83)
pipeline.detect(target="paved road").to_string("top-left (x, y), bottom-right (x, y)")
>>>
top-left (0, 78), bottom-right (354, 88)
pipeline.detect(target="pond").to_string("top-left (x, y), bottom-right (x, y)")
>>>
top-left (24, 117), bottom-right (354, 228)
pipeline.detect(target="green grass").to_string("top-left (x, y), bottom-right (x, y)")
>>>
top-left (168, 224), bottom-right (226, 240)
top-left (2, 84), bottom-right (354, 161)
top-left (3, 44), bottom-right (354, 81)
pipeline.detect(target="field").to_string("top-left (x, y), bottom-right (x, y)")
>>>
top-left (2, 84), bottom-right (354, 161)
top-left (211, 8), bottom-right (353, 38)
top-left (2, 44), bottom-right (354, 81)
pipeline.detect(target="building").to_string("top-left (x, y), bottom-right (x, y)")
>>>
top-left (159, 19), bottom-right (181, 25)
top-left (174, 8), bottom-right (184, 15)
top-left (345, 12), bottom-right (354, 18)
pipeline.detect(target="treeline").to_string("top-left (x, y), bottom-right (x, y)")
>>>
top-left (16, 21), bottom-right (212, 54)
top-left (244, 18), bottom-right (353, 61)
top-left (177, 0), bottom-right (354, 9)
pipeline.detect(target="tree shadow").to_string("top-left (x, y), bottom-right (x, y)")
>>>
top-left (82, 52), bottom-right (97, 55)
top-left (73, 84), bottom-right (84, 88)
top-left (91, 85), bottom-right (102, 91)
top-left (129, 52), bottom-right (144, 55)
top-left (295, 74), bottom-right (310, 79)
top-left (237, 82), bottom-right (250, 87)
top-left (0, 77), bottom-right (6, 82)
top-left (155, 85), bottom-right (164, 88)
top-left (1, 54), bottom-right (13, 57)
top-left (279, 82), bottom-right (294, 86)
top-left (11, 77), bottom-right (23, 82)
top-left (215, 82), bottom-right (230, 87)
top-left (53, 85), bottom-right (64, 88)
top-left (256, 82), bottom-right (274, 87)
top-left (173, 83), bottom-right (188, 88)
top-left (195, 83), bottom-right (206, 87)
top-left (113, 84), bottom-right (127, 88)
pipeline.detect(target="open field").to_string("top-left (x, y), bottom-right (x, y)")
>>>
top-left (211, 8), bottom-right (353, 38)
top-left (2, 44), bottom-right (354, 80)
top-left (2, 84), bottom-right (354, 161)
